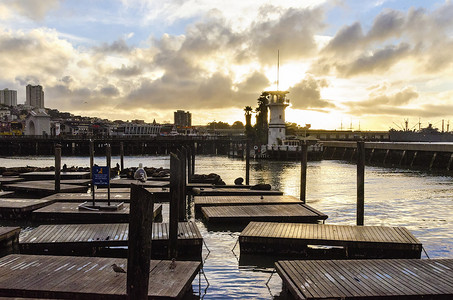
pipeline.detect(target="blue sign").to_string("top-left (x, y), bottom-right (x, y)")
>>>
top-left (92, 166), bottom-right (109, 185)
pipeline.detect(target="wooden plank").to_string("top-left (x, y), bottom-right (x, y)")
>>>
top-left (0, 254), bottom-right (200, 299)
top-left (196, 188), bottom-right (283, 196)
top-left (202, 204), bottom-right (327, 225)
top-left (3, 181), bottom-right (88, 194)
top-left (240, 222), bottom-right (422, 259)
top-left (110, 178), bottom-right (169, 188)
top-left (277, 259), bottom-right (453, 299)
top-left (19, 172), bottom-right (90, 180)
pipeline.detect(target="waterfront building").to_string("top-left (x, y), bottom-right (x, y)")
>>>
top-left (26, 84), bottom-right (44, 108)
top-left (174, 110), bottom-right (192, 127)
top-left (111, 121), bottom-right (162, 136)
top-left (0, 89), bottom-right (17, 106)
top-left (25, 109), bottom-right (51, 135)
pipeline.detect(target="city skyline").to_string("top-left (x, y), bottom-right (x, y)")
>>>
top-left (0, 0), bottom-right (452, 130)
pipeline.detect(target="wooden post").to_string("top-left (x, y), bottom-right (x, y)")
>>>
top-left (178, 148), bottom-right (187, 221)
top-left (357, 141), bottom-right (365, 226)
top-left (120, 142), bottom-right (124, 171)
top-left (89, 140), bottom-right (94, 179)
top-left (169, 153), bottom-right (180, 259)
top-left (300, 142), bottom-right (308, 204)
top-left (191, 143), bottom-right (196, 176)
top-left (187, 146), bottom-right (192, 183)
top-left (55, 144), bottom-right (61, 193)
top-left (106, 144), bottom-right (111, 206)
top-left (245, 139), bottom-right (250, 185)
top-left (127, 184), bottom-right (154, 299)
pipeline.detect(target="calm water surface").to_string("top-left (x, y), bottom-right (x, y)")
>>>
top-left (1, 155), bottom-right (453, 299)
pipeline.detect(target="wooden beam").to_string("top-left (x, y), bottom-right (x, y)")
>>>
top-left (357, 141), bottom-right (365, 226)
top-left (169, 153), bottom-right (180, 259)
top-left (300, 142), bottom-right (307, 204)
top-left (55, 144), bottom-right (61, 193)
top-left (127, 184), bottom-right (154, 299)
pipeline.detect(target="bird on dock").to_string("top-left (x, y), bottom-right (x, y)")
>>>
top-left (134, 163), bottom-right (147, 183)
top-left (169, 258), bottom-right (176, 271)
top-left (111, 264), bottom-right (126, 276)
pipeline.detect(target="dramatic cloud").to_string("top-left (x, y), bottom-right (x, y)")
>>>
top-left (289, 75), bottom-right (334, 110)
top-left (3, 0), bottom-right (60, 21)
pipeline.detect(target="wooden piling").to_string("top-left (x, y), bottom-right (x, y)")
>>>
top-left (300, 142), bottom-right (308, 204)
top-left (191, 143), bottom-right (196, 176)
top-left (178, 148), bottom-right (187, 221)
top-left (357, 141), bottom-right (365, 226)
top-left (89, 140), bottom-right (94, 180)
top-left (245, 139), bottom-right (250, 185)
top-left (127, 184), bottom-right (154, 299)
top-left (120, 142), bottom-right (124, 171)
top-left (55, 144), bottom-right (61, 193)
top-left (169, 153), bottom-right (181, 259)
top-left (106, 144), bottom-right (111, 206)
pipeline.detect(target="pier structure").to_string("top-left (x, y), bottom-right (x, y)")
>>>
top-left (323, 141), bottom-right (453, 171)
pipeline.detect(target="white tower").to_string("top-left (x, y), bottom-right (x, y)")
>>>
top-left (266, 90), bottom-right (289, 146)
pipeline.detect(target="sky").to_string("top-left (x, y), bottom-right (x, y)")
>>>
top-left (1, 0), bottom-right (453, 130)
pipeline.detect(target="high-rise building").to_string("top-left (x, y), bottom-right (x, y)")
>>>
top-left (26, 84), bottom-right (44, 108)
top-left (0, 89), bottom-right (17, 106)
top-left (174, 110), bottom-right (192, 127)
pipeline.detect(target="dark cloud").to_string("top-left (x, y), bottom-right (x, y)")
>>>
top-left (288, 75), bottom-right (334, 110)
top-left (323, 22), bottom-right (364, 55)
top-left (367, 10), bottom-right (404, 42)
top-left (94, 39), bottom-right (132, 54)
top-left (112, 64), bottom-right (143, 77)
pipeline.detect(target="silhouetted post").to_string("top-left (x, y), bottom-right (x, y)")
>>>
top-left (89, 140), bottom-right (94, 179)
top-left (178, 148), bottom-right (187, 221)
top-left (127, 184), bottom-right (154, 299)
top-left (300, 142), bottom-right (308, 204)
top-left (357, 141), bottom-right (365, 226)
top-left (187, 146), bottom-right (192, 182)
top-left (245, 139), bottom-right (250, 185)
top-left (169, 153), bottom-right (181, 259)
top-left (55, 144), bottom-right (61, 193)
top-left (106, 144), bottom-right (111, 206)
top-left (191, 143), bottom-right (196, 175)
top-left (120, 142), bottom-right (124, 171)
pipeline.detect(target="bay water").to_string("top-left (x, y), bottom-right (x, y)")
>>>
top-left (1, 155), bottom-right (452, 299)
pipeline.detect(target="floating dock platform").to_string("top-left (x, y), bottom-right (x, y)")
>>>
top-left (0, 227), bottom-right (20, 257)
top-left (0, 254), bottom-right (200, 299)
top-left (276, 259), bottom-right (453, 300)
top-left (0, 198), bottom-right (55, 219)
top-left (3, 180), bottom-right (88, 195)
top-left (19, 171), bottom-right (90, 180)
top-left (32, 202), bottom-right (162, 224)
top-left (20, 222), bottom-right (202, 259)
top-left (240, 222), bottom-right (422, 259)
top-left (201, 204), bottom-right (327, 225)
top-left (109, 178), bottom-right (169, 188)
top-left (194, 195), bottom-right (303, 213)
top-left (195, 187), bottom-right (283, 196)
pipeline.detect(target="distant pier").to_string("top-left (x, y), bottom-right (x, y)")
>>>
top-left (323, 141), bottom-right (453, 171)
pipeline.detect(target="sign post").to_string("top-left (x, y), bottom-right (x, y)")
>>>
top-left (92, 166), bottom-right (110, 206)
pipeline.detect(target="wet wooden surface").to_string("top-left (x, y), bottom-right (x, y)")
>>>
top-left (0, 254), bottom-right (200, 299)
top-left (2, 181), bottom-right (88, 194)
top-left (32, 202), bottom-right (162, 224)
top-left (109, 178), bottom-right (169, 188)
top-left (195, 187), bottom-right (283, 196)
top-left (240, 222), bottom-right (422, 258)
top-left (194, 195), bottom-right (303, 211)
top-left (0, 199), bottom-right (55, 218)
top-left (202, 204), bottom-right (327, 224)
top-left (20, 171), bottom-right (90, 180)
top-left (276, 259), bottom-right (453, 299)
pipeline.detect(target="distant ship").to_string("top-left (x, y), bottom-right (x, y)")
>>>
top-left (389, 123), bottom-right (453, 142)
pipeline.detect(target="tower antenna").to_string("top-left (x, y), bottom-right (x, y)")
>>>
top-left (277, 50), bottom-right (280, 91)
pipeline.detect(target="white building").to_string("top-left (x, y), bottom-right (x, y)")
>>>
top-left (266, 90), bottom-right (289, 146)
top-left (112, 122), bottom-right (162, 136)
top-left (26, 84), bottom-right (44, 108)
top-left (25, 109), bottom-right (51, 135)
top-left (0, 89), bottom-right (17, 106)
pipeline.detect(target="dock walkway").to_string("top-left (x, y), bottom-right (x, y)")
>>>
top-left (20, 222), bottom-right (202, 259)
top-left (32, 202), bottom-right (162, 224)
top-left (194, 195), bottom-right (303, 213)
top-left (3, 180), bottom-right (88, 195)
top-left (0, 254), bottom-right (200, 299)
top-left (276, 259), bottom-right (453, 299)
top-left (0, 198), bottom-right (55, 219)
top-left (19, 171), bottom-right (90, 180)
top-left (195, 187), bottom-right (283, 196)
top-left (201, 204), bottom-right (327, 225)
top-left (240, 222), bottom-right (422, 259)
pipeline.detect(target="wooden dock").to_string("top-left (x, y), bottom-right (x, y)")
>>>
top-left (0, 191), bottom-right (14, 198)
top-left (194, 187), bottom-right (283, 196)
top-left (0, 227), bottom-right (20, 257)
top-left (3, 180), bottom-right (88, 195)
top-left (240, 222), bottom-right (422, 259)
top-left (194, 195), bottom-right (303, 213)
top-left (276, 259), bottom-right (453, 299)
top-left (0, 176), bottom-right (24, 186)
top-left (20, 222), bottom-right (202, 259)
top-left (43, 192), bottom-right (132, 203)
top-left (32, 202), bottom-right (162, 224)
top-left (19, 171), bottom-right (90, 180)
top-left (0, 254), bottom-right (200, 299)
top-left (201, 204), bottom-right (327, 225)
top-left (110, 178), bottom-right (169, 188)
top-left (0, 198), bottom-right (55, 219)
